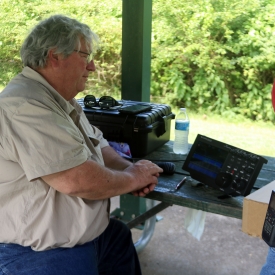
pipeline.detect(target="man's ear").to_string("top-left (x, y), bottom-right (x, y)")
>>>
top-left (47, 49), bottom-right (61, 68)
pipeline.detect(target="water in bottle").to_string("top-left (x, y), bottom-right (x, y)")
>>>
top-left (173, 108), bottom-right (190, 154)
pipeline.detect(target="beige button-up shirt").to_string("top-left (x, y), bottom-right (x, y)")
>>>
top-left (0, 67), bottom-right (109, 251)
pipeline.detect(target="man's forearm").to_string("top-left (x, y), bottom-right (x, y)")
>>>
top-left (42, 158), bottom-right (162, 200)
top-left (101, 146), bottom-right (132, 171)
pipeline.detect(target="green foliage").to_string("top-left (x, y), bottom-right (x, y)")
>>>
top-left (1, 0), bottom-right (275, 122)
top-left (151, 0), bottom-right (275, 122)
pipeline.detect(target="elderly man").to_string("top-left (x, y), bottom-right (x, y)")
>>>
top-left (0, 15), bottom-right (162, 275)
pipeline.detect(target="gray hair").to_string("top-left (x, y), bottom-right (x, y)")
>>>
top-left (20, 14), bottom-right (99, 69)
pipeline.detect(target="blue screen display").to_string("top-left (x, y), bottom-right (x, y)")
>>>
top-left (187, 142), bottom-right (227, 179)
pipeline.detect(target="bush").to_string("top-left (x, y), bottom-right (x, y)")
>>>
top-left (151, 0), bottom-right (275, 122)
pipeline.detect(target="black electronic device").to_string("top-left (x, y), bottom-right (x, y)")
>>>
top-left (182, 134), bottom-right (268, 196)
top-left (262, 190), bottom-right (275, 246)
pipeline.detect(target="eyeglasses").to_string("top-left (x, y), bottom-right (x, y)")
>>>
top-left (84, 95), bottom-right (122, 109)
top-left (73, 50), bottom-right (93, 63)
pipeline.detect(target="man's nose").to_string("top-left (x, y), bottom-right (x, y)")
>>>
top-left (87, 60), bottom-right (96, 71)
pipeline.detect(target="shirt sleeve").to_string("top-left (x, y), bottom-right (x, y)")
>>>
top-left (5, 100), bottom-right (90, 181)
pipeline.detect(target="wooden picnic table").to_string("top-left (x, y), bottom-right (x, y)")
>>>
top-left (125, 141), bottom-right (275, 252)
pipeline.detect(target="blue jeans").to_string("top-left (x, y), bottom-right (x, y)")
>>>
top-left (0, 219), bottom-right (141, 275)
top-left (260, 247), bottom-right (275, 275)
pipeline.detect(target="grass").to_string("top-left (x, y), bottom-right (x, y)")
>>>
top-left (170, 109), bottom-right (275, 157)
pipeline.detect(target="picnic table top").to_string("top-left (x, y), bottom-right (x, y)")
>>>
top-left (142, 141), bottom-right (274, 219)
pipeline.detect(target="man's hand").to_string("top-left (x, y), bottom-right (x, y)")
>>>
top-left (123, 160), bottom-right (162, 197)
top-left (131, 184), bottom-right (156, 197)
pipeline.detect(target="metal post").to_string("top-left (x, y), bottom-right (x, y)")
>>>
top-left (121, 0), bottom-right (152, 102)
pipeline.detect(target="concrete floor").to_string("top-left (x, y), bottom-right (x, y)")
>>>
top-left (111, 197), bottom-right (268, 275)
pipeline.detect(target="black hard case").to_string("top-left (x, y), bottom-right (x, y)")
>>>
top-left (78, 99), bottom-right (175, 157)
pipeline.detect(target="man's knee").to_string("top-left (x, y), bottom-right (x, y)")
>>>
top-left (109, 218), bottom-right (133, 241)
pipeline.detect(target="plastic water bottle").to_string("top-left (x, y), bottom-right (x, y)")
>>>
top-left (173, 108), bottom-right (190, 154)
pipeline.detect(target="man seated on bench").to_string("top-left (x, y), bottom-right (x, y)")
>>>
top-left (0, 14), bottom-right (162, 275)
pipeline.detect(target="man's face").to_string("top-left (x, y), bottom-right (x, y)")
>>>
top-left (57, 39), bottom-right (96, 100)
